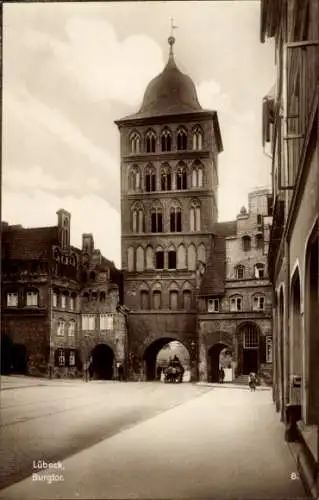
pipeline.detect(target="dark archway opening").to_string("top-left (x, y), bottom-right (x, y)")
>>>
top-left (90, 344), bottom-right (114, 380)
top-left (306, 230), bottom-right (318, 424)
top-left (1, 335), bottom-right (13, 374)
top-left (240, 324), bottom-right (259, 375)
top-left (11, 344), bottom-right (28, 374)
top-left (208, 343), bottom-right (230, 382)
top-left (144, 338), bottom-right (190, 382)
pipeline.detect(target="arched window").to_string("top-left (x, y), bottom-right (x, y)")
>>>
top-left (236, 265), bottom-right (245, 280)
top-left (176, 127), bottom-right (188, 150)
top-left (242, 236), bottom-right (251, 251)
top-left (191, 160), bottom-right (204, 188)
top-left (169, 289), bottom-right (179, 310)
top-left (255, 233), bottom-right (264, 249)
top-left (188, 244), bottom-right (197, 271)
top-left (131, 203), bottom-right (144, 233)
top-left (145, 164), bottom-right (156, 192)
top-left (242, 325), bottom-right (259, 348)
top-left (57, 318), bottom-right (65, 336)
top-left (230, 295), bottom-right (242, 312)
top-left (182, 282), bottom-right (192, 310)
top-left (161, 128), bottom-right (172, 152)
top-left (155, 248), bottom-right (164, 269)
top-left (68, 320), bottom-right (76, 337)
top-left (197, 243), bottom-right (206, 263)
top-left (192, 126), bottom-right (203, 150)
top-left (168, 246), bottom-right (177, 270)
top-left (140, 289), bottom-right (150, 310)
top-left (176, 162), bottom-right (187, 190)
top-left (170, 203), bottom-right (182, 232)
top-left (146, 246), bottom-right (154, 269)
top-left (128, 166), bottom-right (141, 191)
top-left (190, 200), bottom-right (201, 231)
top-left (177, 244), bottom-right (187, 269)
top-left (69, 293), bottom-right (76, 311)
top-left (145, 129), bottom-right (156, 153)
top-left (151, 203), bottom-right (163, 233)
top-left (136, 246), bottom-right (144, 272)
top-left (100, 291), bottom-right (106, 302)
top-left (52, 290), bottom-right (58, 308)
top-left (152, 288), bottom-right (162, 310)
top-left (160, 164), bottom-right (171, 191)
top-left (127, 247), bottom-right (134, 272)
top-left (129, 132), bottom-right (141, 154)
top-left (253, 294), bottom-right (265, 311)
top-left (254, 263), bottom-right (265, 279)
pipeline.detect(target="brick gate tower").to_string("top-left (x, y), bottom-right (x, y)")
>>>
top-left (115, 36), bottom-right (223, 381)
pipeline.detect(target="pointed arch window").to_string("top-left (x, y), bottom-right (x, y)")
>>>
top-left (151, 203), bottom-right (163, 233)
top-left (155, 248), bottom-right (164, 269)
top-left (160, 164), bottom-right (172, 191)
top-left (253, 294), bottom-right (265, 311)
top-left (140, 290), bottom-right (150, 310)
top-left (145, 164), bottom-right (156, 192)
top-left (131, 204), bottom-right (144, 233)
top-left (192, 126), bottom-right (203, 150)
top-left (161, 128), bottom-right (172, 152)
top-left (127, 247), bottom-right (135, 272)
top-left (145, 129), bottom-right (156, 153)
top-left (170, 203), bottom-right (182, 232)
top-left (188, 244), bottom-right (197, 271)
top-left (168, 247), bottom-right (177, 270)
top-left (128, 166), bottom-right (141, 191)
top-left (146, 246), bottom-right (154, 269)
top-left (191, 160), bottom-right (204, 188)
top-left (136, 246), bottom-right (144, 272)
top-left (152, 290), bottom-right (162, 310)
top-left (129, 132), bottom-right (141, 154)
top-left (177, 127), bottom-right (188, 150)
top-left (177, 244), bottom-right (186, 269)
top-left (189, 200), bottom-right (201, 231)
top-left (176, 162), bottom-right (187, 190)
top-left (169, 290), bottom-right (179, 310)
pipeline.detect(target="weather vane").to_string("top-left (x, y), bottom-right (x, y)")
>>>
top-left (170, 18), bottom-right (178, 37)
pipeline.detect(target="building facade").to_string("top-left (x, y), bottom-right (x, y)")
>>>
top-left (115, 36), bottom-right (223, 381)
top-left (1, 210), bottom-right (127, 379)
top-left (197, 189), bottom-right (273, 383)
top-left (261, 0), bottom-right (318, 496)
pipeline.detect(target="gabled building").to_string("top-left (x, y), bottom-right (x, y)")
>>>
top-left (261, 0), bottom-right (318, 496)
top-left (197, 189), bottom-right (273, 384)
top-left (1, 210), bottom-right (127, 379)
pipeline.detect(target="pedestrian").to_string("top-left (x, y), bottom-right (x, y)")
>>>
top-left (248, 372), bottom-right (257, 391)
top-left (48, 363), bottom-right (53, 379)
top-left (118, 363), bottom-right (124, 381)
top-left (220, 367), bottom-right (225, 384)
top-left (156, 365), bottom-right (162, 381)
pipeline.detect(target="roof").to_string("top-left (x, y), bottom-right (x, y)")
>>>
top-left (119, 38), bottom-right (202, 121)
top-left (199, 234), bottom-right (226, 297)
top-left (2, 226), bottom-right (59, 260)
top-left (212, 221), bottom-right (237, 237)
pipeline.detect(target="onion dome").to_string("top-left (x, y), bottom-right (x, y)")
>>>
top-left (137, 36), bottom-right (202, 117)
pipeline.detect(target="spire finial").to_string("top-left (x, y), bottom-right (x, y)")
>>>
top-left (168, 18), bottom-right (178, 55)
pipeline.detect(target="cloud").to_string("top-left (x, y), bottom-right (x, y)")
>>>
top-left (2, 190), bottom-right (121, 267)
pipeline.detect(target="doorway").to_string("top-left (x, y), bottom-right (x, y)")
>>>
top-left (90, 344), bottom-right (114, 380)
top-left (243, 349), bottom-right (258, 374)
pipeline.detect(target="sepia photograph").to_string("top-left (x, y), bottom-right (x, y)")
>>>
top-left (1, 0), bottom-right (318, 499)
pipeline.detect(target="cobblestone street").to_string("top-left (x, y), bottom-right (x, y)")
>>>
top-left (0, 377), bottom-right (307, 499)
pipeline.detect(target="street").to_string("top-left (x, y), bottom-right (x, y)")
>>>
top-left (0, 377), bottom-right (307, 499)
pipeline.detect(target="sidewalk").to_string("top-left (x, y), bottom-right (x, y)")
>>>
top-left (197, 381), bottom-right (271, 391)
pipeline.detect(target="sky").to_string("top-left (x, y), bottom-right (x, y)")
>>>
top-left (2, 1), bottom-right (275, 267)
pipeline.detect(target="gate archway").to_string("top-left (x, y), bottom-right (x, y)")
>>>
top-left (90, 344), bottom-right (114, 380)
top-left (143, 338), bottom-right (190, 381)
top-left (11, 344), bottom-right (28, 374)
top-left (208, 343), bottom-right (231, 382)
